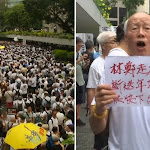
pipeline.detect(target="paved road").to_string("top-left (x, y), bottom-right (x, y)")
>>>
top-left (76, 103), bottom-right (94, 150)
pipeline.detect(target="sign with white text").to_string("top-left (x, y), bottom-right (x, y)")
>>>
top-left (105, 56), bottom-right (150, 106)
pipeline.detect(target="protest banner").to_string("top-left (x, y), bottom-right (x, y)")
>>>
top-left (105, 56), bottom-right (150, 106)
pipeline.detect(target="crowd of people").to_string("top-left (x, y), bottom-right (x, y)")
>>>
top-left (0, 41), bottom-right (74, 150)
top-left (76, 31), bottom-right (117, 149)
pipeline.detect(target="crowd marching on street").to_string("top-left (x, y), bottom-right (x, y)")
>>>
top-left (0, 41), bottom-right (75, 150)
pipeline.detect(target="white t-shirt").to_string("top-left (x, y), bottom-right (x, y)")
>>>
top-left (108, 48), bottom-right (129, 56)
top-left (65, 119), bottom-right (73, 126)
top-left (93, 48), bottom-right (150, 150)
top-left (87, 56), bottom-right (105, 88)
top-left (50, 96), bottom-right (56, 106)
top-left (53, 102), bottom-right (63, 110)
top-left (48, 117), bottom-right (59, 132)
top-left (56, 112), bottom-right (65, 125)
top-left (20, 84), bottom-right (28, 94)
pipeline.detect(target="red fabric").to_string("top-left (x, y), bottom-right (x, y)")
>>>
top-left (6, 102), bottom-right (13, 108)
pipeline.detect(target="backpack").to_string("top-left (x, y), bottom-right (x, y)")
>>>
top-left (17, 102), bottom-right (23, 111)
top-left (35, 97), bottom-right (41, 107)
top-left (55, 88), bottom-right (60, 99)
top-left (56, 102), bottom-right (61, 110)
top-left (47, 78), bottom-right (53, 86)
top-left (26, 111), bottom-right (34, 123)
top-left (66, 100), bottom-right (73, 109)
top-left (35, 113), bottom-right (43, 123)
top-left (45, 98), bottom-right (51, 105)
top-left (46, 111), bottom-right (52, 124)
top-left (46, 134), bottom-right (54, 150)
top-left (16, 82), bottom-right (21, 89)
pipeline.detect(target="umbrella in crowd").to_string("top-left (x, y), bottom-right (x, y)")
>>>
top-left (5, 123), bottom-right (47, 149)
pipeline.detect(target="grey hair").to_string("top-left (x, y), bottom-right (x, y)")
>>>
top-left (124, 19), bottom-right (128, 34)
top-left (97, 31), bottom-right (116, 45)
top-left (52, 134), bottom-right (59, 142)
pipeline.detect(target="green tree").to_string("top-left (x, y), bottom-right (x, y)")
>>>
top-left (0, 0), bottom-right (7, 12)
top-left (93, 0), bottom-right (117, 25)
top-left (122, 0), bottom-right (144, 17)
top-left (4, 4), bottom-right (30, 30)
top-left (44, 0), bottom-right (74, 33)
top-left (23, 0), bottom-right (50, 29)
top-left (94, 0), bottom-right (144, 24)
top-left (0, 0), bottom-right (7, 31)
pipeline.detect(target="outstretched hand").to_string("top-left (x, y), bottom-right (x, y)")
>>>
top-left (95, 84), bottom-right (118, 115)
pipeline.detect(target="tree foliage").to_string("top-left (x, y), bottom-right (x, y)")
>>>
top-left (44, 0), bottom-right (74, 33)
top-left (122, 0), bottom-right (144, 17)
top-left (0, 0), bottom-right (7, 12)
top-left (1, 0), bottom-right (74, 33)
top-left (23, 0), bottom-right (50, 29)
top-left (94, 0), bottom-right (145, 23)
top-left (93, 0), bottom-right (117, 25)
top-left (4, 4), bottom-right (30, 30)
top-left (0, 0), bottom-right (7, 30)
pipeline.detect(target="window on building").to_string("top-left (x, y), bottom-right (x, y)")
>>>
top-left (109, 7), bottom-right (117, 18)
top-left (119, 8), bottom-right (126, 24)
top-left (110, 21), bottom-right (117, 26)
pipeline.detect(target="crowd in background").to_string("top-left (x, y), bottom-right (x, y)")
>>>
top-left (76, 30), bottom-right (117, 150)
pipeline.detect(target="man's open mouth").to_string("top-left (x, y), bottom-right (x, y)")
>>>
top-left (137, 41), bottom-right (146, 47)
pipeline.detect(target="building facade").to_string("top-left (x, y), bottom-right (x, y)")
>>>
top-left (76, 0), bottom-right (108, 39)
top-left (109, 1), bottom-right (126, 26)
top-left (109, 0), bottom-right (150, 26)
top-left (7, 0), bottom-right (23, 8)
top-left (136, 0), bottom-right (150, 14)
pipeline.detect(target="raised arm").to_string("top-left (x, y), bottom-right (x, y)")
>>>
top-left (89, 84), bottom-right (118, 134)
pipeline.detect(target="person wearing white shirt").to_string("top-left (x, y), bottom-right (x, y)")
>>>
top-left (65, 114), bottom-right (73, 127)
top-left (89, 13), bottom-right (150, 150)
top-left (9, 82), bottom-right (14, 91)
top-left (24, 105), bottom-right (35, 123)
top-left (4, 87), bottom-right (14, 108)
top-left (10, 71), bottom-right (17, 80)
top-left (48, 110), bottom-right (59, 132)
top-left (50, 93), bottom-right (56, 106)
top-left (13, 96), bottom-right (25, 112)
top-left (19, 80), bottom-right (28, 98)
top-left (52, 97), bottom-right (63, 110)
top-left (56, 109), bottom-right (65, 127)
top-left (42, 92), bottom-right (51, 108)
top-left (30, 75), bottom-right (36, 93)
top-left (13, 77), bottom-right (22, 94)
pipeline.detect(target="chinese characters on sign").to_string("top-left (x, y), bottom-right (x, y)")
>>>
top-left (105, 56), bottom-right (150, 106)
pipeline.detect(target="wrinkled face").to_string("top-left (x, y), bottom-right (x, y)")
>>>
top-left (125, 13), bottom-right (150, 56)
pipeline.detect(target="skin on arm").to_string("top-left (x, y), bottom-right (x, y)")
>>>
top-left (87, 88), bottom-right (95, 114)
top-left (89, 84), bottom-right (118, 135)
top-left (61, 144), bottom-right (65, 150)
